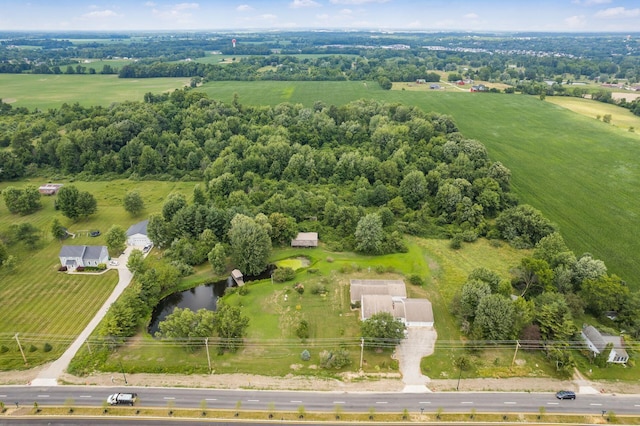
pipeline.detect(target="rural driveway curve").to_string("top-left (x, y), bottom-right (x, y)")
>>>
top-left (30, 247), bottom-right (137, 387)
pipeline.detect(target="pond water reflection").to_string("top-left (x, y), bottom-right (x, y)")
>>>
top-left (148, 265), bottom-right (276, 336)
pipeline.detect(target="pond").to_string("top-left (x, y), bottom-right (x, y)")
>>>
top-left (147, 264), bottom-right (276, 336)
top-left (147, 278), bottom-right (232, 335)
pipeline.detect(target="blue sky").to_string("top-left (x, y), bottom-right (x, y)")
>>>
top-left (1, 0), bottom-right (639, 32)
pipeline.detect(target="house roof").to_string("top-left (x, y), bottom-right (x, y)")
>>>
top-left (582, 325), bottom-right (627, 357)
top-left (401, 299), bottom-right (434, 324)
top-left (349, 279), bottom-right (406, 303)
top-left (59, 245), bottom-right (86, 258)
top-left (59, 245), bottom-right (107, 261)
top-left (126, 220), bottom-right (149, 237)
top-left (361, 295), bottom-right (402, 320)
top-left (294, 232), bottom-right (317, 241)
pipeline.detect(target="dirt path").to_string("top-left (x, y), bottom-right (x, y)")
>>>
top-left (4, 365), bottom-right (639, 395)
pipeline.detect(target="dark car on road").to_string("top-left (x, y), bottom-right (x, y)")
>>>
top-left (556, 390), bottom-right (576, 400)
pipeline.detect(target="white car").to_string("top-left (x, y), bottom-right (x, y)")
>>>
top-left (109, 260), bottom-right (119, 266)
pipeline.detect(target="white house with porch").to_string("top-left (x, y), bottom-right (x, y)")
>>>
top-left (59, 245), bottom-right (109, 270)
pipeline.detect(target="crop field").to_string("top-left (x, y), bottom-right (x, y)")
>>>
top-left (545, 95), bottom-right (640, 131)
top-left (196, 81), bottom-right (640, 290)
top-left (0, 74), bottom-right (190, 110)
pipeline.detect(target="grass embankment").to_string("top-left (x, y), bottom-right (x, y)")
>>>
top-left (0, 74), bottom-right (190, 110)
top-left (0, 180), bottom-right (196, 369)
top-left (195, 81), bottom-right (640, 291)
top-left (10, 405), bottom-right (638, 425)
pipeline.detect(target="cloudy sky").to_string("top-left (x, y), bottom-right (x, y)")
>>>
top-left (1, 0), bottom-right (639, 32)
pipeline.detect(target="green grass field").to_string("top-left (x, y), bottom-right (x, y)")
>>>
top-left (0, 74), bottom-right (191, 110)
top-left (0, 179), bottom-right (197, 369)
top-left (103, 237), bottom-right (531, 379)
top-left (194, 81), bottom-right (640, 291)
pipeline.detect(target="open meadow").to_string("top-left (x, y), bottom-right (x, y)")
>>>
top-left (0, 74), bottom-right (191, 110)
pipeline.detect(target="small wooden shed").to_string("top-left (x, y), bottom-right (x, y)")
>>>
top-left (231, 269), bottom-right (244, 286)
top-left (291, 232), bottom-right (318, 248)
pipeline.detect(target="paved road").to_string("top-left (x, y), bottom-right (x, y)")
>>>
top-left (30, 248), bottom-right (136, 387)
top-left (2, 386), bottom-right (639, 415)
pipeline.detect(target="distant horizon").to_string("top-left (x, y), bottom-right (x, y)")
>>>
top-left (1, 1), bottom-right (640, 33)
top-left (2, 28), bottom-right (640, 35)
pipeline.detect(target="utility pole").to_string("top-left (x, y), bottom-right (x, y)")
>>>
top-left (511, 340), bottom-right (520, 367)
top-left (359, 337), bottom-right (364, 371)
top-left (14, 333), bottom-right (27, 365)
top-left (119, 361), bottom-right (128, 385)
top-left (205, 338), bottom-right (212, 374)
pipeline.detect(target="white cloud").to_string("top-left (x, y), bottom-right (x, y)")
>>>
top-left (290, 0), bottom-right (321, 8)
top-left (151, 3), bottom-right (200, 22)
top-left (405, 20), bottom-right (422, 28)
top-left (564, 14), bottom-right (586, 28)
top-left (595, 7), bottom-right (640, 17)
top-left (82, 9), bottom-right (118, 19)
top-left (463, 13), bottom-right (479, 19)
top-left (144, 1), bottom-right (156, 6)
top-left (330, 0), bottom-right (390, 4)
top-left (174, 3), bottom-right (199, 11)
top-left (236, 4), bottom-right (254, 12)
top-left (339, 8), bottom-right (353, 15)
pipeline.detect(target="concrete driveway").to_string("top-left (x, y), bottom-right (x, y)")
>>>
top-left (31, 246), bottom-right (137, 386)
top-left (396, 326), bottom-right (437, 392)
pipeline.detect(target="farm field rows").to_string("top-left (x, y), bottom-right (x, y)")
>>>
top-left (195, 80), bottom-right (640, 291)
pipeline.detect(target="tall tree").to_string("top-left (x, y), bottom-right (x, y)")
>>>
top-left (56, 185), bottom-right (97, 220)
top-left (105, 225), bottom-right (127, 255)
top-left (228, 214), bottom-right (271, 276)
top-left (215, 304), bottom-right (249, 353)
top-left (156, 307), bottom-right (216, 351)
top-left (496, 204), bottom-right (556, 248)
top-left (123, 190), bottom-right (144, 216)
top-left (472, 294), bottom-right (515, 341)
top-left (50, 218), bottom-right (67, 240)
top-left (208, 243), bottom-right (227, 275)
top-left (354, 213), bottom-right (384, 254)
top-left (361, 312), bottom-right (406, 350)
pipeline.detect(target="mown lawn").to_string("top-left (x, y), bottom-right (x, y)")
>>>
top-left (0, 179), bottom-right (198, 370)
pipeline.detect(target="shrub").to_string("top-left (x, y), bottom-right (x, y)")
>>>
top-left (408, 274), bottom-right (424, 286)
top-left (300, 349), bottom-right (311, 361)
top-left (272, 267), bottom-right (295, 283)
top-left (307, 268), bottom-right (319, 274)
top-left (28, 344), bottom-right (37, 352)
top-left (43, 343), bottom-right (52, 352)
top-left (326, 257), bottom-right (334, 263)
top-left (294, 283), bottom-right (304, 294)
top-left (296, 320), bottom-right (310, 339)
top-left (319, 348), bottom-right (351, 369)
top-left (450, 234), bottom-right (463, 249)
top-left (461, 230), bottom-right (478, 242)
top-left (310, 284), bottom-right (327, 295)
top-left (0, 345), bottom-right (8, 353)
top-left (238, 285), bottom-right (249, 296)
